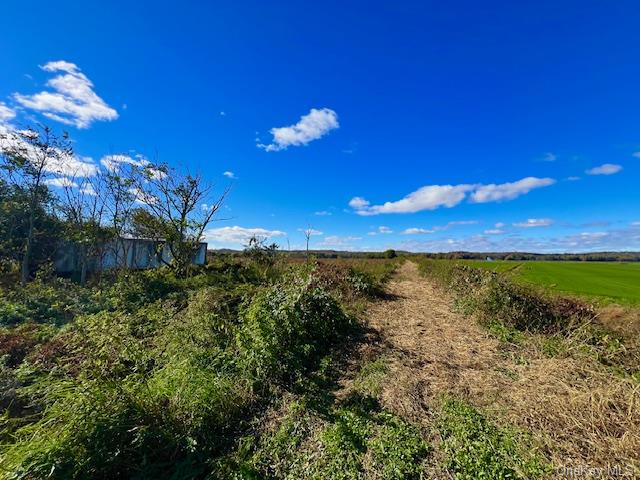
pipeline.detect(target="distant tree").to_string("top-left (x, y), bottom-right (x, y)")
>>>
top-left (383, 249), bottom-right (397, 259)
top-left (0, 126), bottom-right (72, 283)
top-left (243, 235), bottom-right (279, 277)
top-left (131, 163), bottom-right (228, 277)
top-left (303, 225), bottom-right (315, 263)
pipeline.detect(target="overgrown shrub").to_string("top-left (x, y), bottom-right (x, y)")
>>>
top-left (419, 260), bottom-right (596, 333)
top-left (0, 278), bottom-right (107, 326)
top-left (237, 271), bottom-right (351, 382)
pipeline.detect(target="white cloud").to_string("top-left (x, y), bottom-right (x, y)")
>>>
top-left (447, 220), bottom-right (479, 227)
top-left (349, 197), bottom-right (370, 209)
top-left (351, 184), bottom-right (474, 216)
top-left (314, 210), bottom-right (332, 216)
top-left (483, 229), bottom-right (505, 235)
top-left (513, 218), bottom-right (554, 228)
top-left (541, 152), bottom-right (557, 162)
top-left (204, 226), bottom-right (286, 245)
top-left (632, 152), bottom-right (640, 159)
top-left (402, 227), bottom-right (434, 235)
top-left (318, 235), bottom-right (362, 248)
top-left (378, 226), bottom-right (393, 234)
top-left (585, 163), bottom-right (622, 175)
top-left (44, 177), bottom-right (78, 188)
top-left (0, 126), bottom-right (99, 177)
top-left (401, 220), bottom-right (477, 235)
top-left (258, 108), bottom-right (339, 151)
top-left (494, 222), bottom-right (505, 228)
top-left (101, 154), bottom-right (144, 171)
top-left (0, 102), bottom-right (16, 123)
top-left (351, 177), bottom-right (555, 215)
top-left (129, 187), bottom-right (158, 206)
top-left (298, 228), bottom-right (323, 236)
top-left (223, 171), bottom-right (236, 179)
top-left (13, 61), bottom-right (118, 129)
top-left (470, 177), bottom-right (555, 203)
top-left (80, 183), bottom-right (97, 196)
top-left (101, 154), bottom-right (165, 179)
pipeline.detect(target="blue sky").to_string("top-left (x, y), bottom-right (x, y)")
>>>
top-left (1, 0), bottom-right (639, 252)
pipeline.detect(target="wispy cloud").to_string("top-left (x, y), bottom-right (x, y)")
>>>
top-left (318, 235), bottom-right (362, 248)
top-left (314, 210), bottom-right (332, 216)
top-left (402, 227), bottom-right (434, 235)
top-left (223, 171), bottom-right (236, 179)
top-left (350, 177), bottom-right (554, 215)
top-left (13, 61), bottom-right (118, 129)
top-left (204, 226), bottom-right (286, 245)
top-left (585, 163), bottom-right (622, 175)
top-left (540, 152), bottom-right (557, 162)
top-left (258, 108), bottom-right (339, 152)
top-left (483, 229), bottom-right (505, 235)
top-left (401, 221), bottom-right (477, 235)
top-left (513, 218), bottom-right (554, 228)
top-left (44, 177), bottom-right (78, 188)
top-left (0, 127), bottom-right (100, 177)
top-left (298, 228), bottom-right (323, 236)
top-left (0, 102), bottom-right (16, 123)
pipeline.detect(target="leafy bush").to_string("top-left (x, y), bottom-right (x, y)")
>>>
top-left (0, 278), bottom-right (107, 326)
top-left (237, 271), bottom-right (351, 382)
top-left (437, 397), bottom-right (548, 479)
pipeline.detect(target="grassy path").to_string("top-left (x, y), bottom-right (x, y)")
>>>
top-left (361, 261), bottom-right (639, 478)
top-left (366, 261), bottom-right (508, 413)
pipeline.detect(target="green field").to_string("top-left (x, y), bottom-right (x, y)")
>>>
top-left (463, 260), bottom-right (640, 305)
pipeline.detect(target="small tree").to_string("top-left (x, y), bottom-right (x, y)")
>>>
top-left (243, 235), bottom-right (279, 278)
top-left (303, 225), bottom-right (315, 263)
top-left (132, 163), bottom-right (228, 277)
top-left (0, 126), bottom-right (72, 283)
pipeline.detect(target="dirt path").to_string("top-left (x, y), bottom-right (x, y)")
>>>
top-left (361, 261), bottom-right (640, 473)
top-left (364, 261), bottom-right (508, 420)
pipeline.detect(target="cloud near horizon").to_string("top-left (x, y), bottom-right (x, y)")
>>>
top-left (350, 176), bottom-right (555, 215)
top-left (13, 61), bottom-right (118, 129)
top-left (257, 108), bottom-right (338, 151)
top-left (512, 218), bottom-right (554, 228)
top-left (204, 226), bottom-right (287, 245)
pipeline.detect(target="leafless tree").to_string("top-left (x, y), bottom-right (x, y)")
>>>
top-left (303, 225), bottom-right (314, 263)
top-left (58, 173), bottom-right (111, 284)
top-left (131, 163), bottom-right (229, 277)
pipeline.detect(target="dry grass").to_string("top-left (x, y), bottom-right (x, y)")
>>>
top-left (364, 261), bottom-right (640, 476)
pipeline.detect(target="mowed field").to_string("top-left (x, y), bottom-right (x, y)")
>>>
top-left (463, 260), bottom-right (640, 305)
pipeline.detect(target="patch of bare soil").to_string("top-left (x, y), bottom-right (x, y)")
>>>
top-left (364, 261), bottom-right (640, 475)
